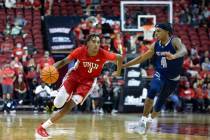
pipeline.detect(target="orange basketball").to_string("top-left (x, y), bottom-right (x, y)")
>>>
top-left (40, 66), bottom-right (59, 84)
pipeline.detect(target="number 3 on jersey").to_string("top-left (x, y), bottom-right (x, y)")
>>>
top-left (161, 57), bottom-right (167, 68)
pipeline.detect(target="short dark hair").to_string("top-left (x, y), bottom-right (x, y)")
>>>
top-left (85, 33), bottom-right (100, 44)
top-left (155, 23), bottom-right (173, 35)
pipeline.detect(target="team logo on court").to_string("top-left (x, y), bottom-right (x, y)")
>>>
top-left (83, 62), bottom-right (99, 73)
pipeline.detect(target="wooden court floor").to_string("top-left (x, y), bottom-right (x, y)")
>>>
top-left (0, 112), bottom-right (209, 140)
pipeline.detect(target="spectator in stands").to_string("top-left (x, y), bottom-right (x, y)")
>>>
top-left (10, 56), bottom-right (24, 75)
top-left (179, 82), bottom-right (195, 111)
top-left (113, 33), bottom-right (126, 57)
top-left (13, 43), bottom-right (24, 59)
top-left (26, 77), bottom-right (38, 105)
top-left (200, 50), bottom-right (209, 64)
top-left (201, 57), bottom-right (210, 71)
top-left (0, 68), bottom-right (3, 98)
top-left (90, 82), bottom-right (103, 113)
top-left (14, 75), bottom-right (27, 105)
top-left (203, 74), bottom-right (210, 86)
top-left (11, 15), bottom-right (27, 38)
top-left (34, 82), bottom-right (52, 112)
top-left (203, 83), bottom-right (210, 112)
top-left (1, 64), bottom-right (16, 113)
top-left (146, 64), bottom-right (155, 78)
top-left (37, 51), bottom-right (55, 71)
top-left (5, 0), bottom-right (16, 8)
top-left (100, 34), bottom-right (111, 51)
top-left (179, 10), bottom-right (191, 24)
top-left (111, 77), bottom-right (123, 114)
top-left (161, 89), bottom-right (181, 113)
top-left (193, 83), bottom-right (205, 112)
top-left (25, 57), bottom-right (37, 72)
top-left (44, 0), bottom-right (52, 16)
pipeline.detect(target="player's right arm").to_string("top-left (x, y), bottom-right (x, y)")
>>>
top-left (122, 43), bottom-right (155, 68)
top-left (53, 47), bottom-right (81, 69)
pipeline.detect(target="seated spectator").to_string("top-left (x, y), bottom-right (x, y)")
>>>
top-left (10, 56), bottom-right (24, 75)
top-left (37, 51), bottom-right (55, 71)
top-left (90, 82), bottom-right (103, 113)
top-left (146, 64), bottom-right (155, 78)
top-left (201, 57), bottom-right (210, 71)
top-left (11, 15), bottom-right (27, 38)
top-left (162, 90), bottom-right (181, 113)
top-left (27, 78), bottom-right (38, 105)
top-left (5, 0), bottom-right (16, 8)
top-left (200, 50), bottom-right (209, 64)
top-left (111, 77), bottom-right (123, 114)
top-left (25, 57), bottom-right (37, 72)
top-left (194, 84), bottom-right (205, 112)
top-left (179, 82), bottom-right (195, 111)
top-left (14, 75), bottom-right (27, 104)
top-left (101, 34), bottom-right (111, 51)
top-left (13, 43), bottom-right (24, 59)
top-left (203, 83), bottom-right (210, 111)
top-left (34, 82), bottom-right (52, 112)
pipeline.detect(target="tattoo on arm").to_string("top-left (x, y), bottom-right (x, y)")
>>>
top-left (172, 38), bottom-right (188, 58)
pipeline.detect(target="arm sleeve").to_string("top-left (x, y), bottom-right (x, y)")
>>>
top-left (102, 49), bottom-right (117, 61)
top-left (67, 47), bottom-right (82, 61)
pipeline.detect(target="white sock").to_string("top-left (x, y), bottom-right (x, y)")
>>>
top-left (41, 119), bottom-right (53, 129)
top-left (141, 116), bottom-right (148, 122)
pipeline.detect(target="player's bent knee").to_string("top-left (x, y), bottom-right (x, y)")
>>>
top-left (54, 96), bottom-right (66, 108)
top-left (71, 95), bottom-right (83, 105)
top-left (53, 86), bottom-right (69, 108)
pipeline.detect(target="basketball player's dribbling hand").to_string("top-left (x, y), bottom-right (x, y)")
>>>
top-left (164, 52), bottom-right (176, 60)
top-left (112, 71), bottom-right (121, 77)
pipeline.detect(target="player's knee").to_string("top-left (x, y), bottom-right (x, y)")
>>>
top-left (54, 95), bottom-right (66, 108)
top-left (71, 95), bottom-right (83, 105)
top-left (53, 86), bottom-right (69, 108)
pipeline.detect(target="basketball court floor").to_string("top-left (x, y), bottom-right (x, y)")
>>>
top-left (0, 112), bottom-right (209, 140)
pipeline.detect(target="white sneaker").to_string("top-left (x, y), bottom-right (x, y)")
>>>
top-left (134, 120), bottom-right (147, 135)
top-left (111, 109), bottom-right (118, 114)
top-left (18, 100), bottom-right (23, 104)
top-left (99, 108), bottom-right (104, 114)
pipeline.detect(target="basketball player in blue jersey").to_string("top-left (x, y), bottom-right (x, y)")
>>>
top-left (122, 23), bottom-right (187, 134)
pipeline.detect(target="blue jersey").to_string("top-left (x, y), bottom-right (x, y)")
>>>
top-left (153, 37), bottom-right (183, 80)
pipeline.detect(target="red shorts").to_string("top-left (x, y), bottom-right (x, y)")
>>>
top-left (63, 71), bottom-right (95, 98)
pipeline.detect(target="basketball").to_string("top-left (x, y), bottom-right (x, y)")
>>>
top-left (40, 65), bottom-right (59, 84)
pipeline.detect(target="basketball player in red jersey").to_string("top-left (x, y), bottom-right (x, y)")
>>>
top-left (36, 34), bottom-right (123, 137)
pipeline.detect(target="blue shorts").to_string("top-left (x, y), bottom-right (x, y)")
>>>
top-left (147, 72), bottom-right (178, 112)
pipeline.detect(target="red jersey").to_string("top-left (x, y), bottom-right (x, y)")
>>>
top-left (67, 46), bottom-right (117, 79)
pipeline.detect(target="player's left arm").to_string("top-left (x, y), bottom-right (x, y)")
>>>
top-left (112, 54), bottom-right (123, 77)
top-left (165, 37), bottom-right (188, 60)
